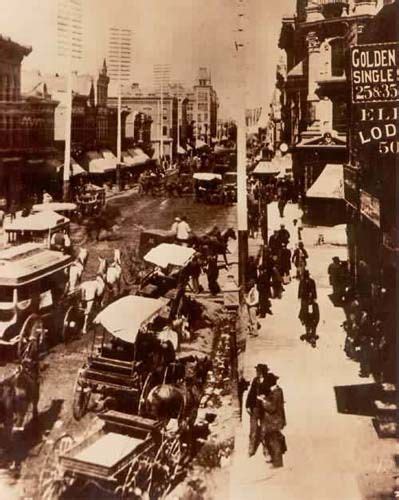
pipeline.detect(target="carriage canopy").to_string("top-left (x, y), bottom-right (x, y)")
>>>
top-left (143, 243), bottom-right (195, 269)
top-left (193, 173), bottom-right (222, 182)
top-left (4, 211), bottom-right (69, 232)
top-left (94, 295), bottom-right (167, 343)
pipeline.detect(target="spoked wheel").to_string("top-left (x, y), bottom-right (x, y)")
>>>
top-left (61, 306), bottom-right (84, 343)
top-left (38, 434), bottom-right (75, 500)
top-left (18, 314), bottom-right (46, 358)
top-left (149, 434), bottom-right (185, 499)
top-left (72, 370), bottom-right (91, 420)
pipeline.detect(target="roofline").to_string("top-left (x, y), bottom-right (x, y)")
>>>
top-left (0, 255), bottom-right (73, 286)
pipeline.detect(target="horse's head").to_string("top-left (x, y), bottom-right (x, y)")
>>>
top-left (226, 227), bottom-right (237, 241)
top-left (98, 257), bottom-right (108, 276)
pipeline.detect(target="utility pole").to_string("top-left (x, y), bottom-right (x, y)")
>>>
top-left (235, 1), bottom-right (248, 293)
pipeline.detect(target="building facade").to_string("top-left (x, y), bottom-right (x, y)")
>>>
top-left (0, 35), bottom-right (58, 208)
top-left (278, 0), bottom-right (389, 224)
top-left (190, 68), bottom-right (219, 144)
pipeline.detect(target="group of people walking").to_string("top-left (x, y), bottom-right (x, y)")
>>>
top-left (246, 364), bottom-right (287, 468)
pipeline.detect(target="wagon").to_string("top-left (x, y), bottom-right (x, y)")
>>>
top-left (192, 172), bottom-right (225, 204)
top-left (138, 228), bottom-right (175, 259)
top-left (75, 183), bottom-right (106, 217)
top-left (138, 243), bottom-right (196, 299)
top-left (0, 242), bottom-right (84, 355)
top-left (4, 211), bottom-right (70, 248)
top-left (72, 295), bottom-right (172, 421)
top-left (38, 411), bottom-right (188, 500)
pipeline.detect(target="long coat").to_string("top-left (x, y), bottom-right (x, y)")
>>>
top-left (259, 385), bottom-right (286, 433)
top-left (245, 377), bottom-right (271, 411)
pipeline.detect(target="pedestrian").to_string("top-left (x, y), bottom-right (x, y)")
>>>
top-left (292, 241), bottom-right (308, 279)
top-left (175, 216), bottom-right (192, 246)
top-left (298, 270), bottom-right (317, 306)
top-left (188, 254), bottom-right (203, 294)
top-left (260, 211), bottom-right (268, 244)
top-left (270, 259), bottom-right (283, 299)
top-left (246, 280), bottom-right (260, 337)
top-left (278, 224), bottom-right (290, 246)
top-left (206, 255), bottom-right (220, 296)
top-left (268, 230), bottom-right (281, 257)
top-left (328, 257), bottom-right (341, 299)
top-left (279, 243), bottom-right (292, 283)
top-left (299, 298), bottom-right (320, 347)
top-left (257, 265), bottom-right (272, 317)
top-left (277, 192), bottom-right (287, 218)
top-left (246, 256), bottom-right (258, 284)
top-left (259, 373), bottom-right (287, 468)
top-left (245, 363), bottom-right (271, 457)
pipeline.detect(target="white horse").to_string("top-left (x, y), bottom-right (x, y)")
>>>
top-left (67, 248), bottom-right (88, 294)
top-left (105, 249), bottom-right (122, 299)
top-left (79, 259), bottom-right (106, 334)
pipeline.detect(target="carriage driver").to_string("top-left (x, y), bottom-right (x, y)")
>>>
top-left (171, 216), bottom-right (192, 247)
top-left (50, 230), bottom-right (71, 254)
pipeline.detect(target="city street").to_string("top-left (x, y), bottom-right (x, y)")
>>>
top-left (230, 203), bottom-right (396, 500)
top-left (0, 191), bottom-right (237, 499)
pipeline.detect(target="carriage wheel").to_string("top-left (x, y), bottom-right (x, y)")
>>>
top-left (61, 306), bottom-right (84, 343)
top-left (18, 314), bottom-right (45, 359)
top-left (138, 373), bottom-right (156, 416)
top-left (38, 434), bottom-right (75, 500)
top-left (149, 435), bottom-right (185, 499)
top-left (72, 370), bottom-right (91, 420)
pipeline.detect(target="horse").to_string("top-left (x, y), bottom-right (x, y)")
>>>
top-left (67, 248), bottom-right (88, 294)
top-left (104, 249), bottom-right (122, 299)
top-left (79, 259), bottom-right (107, 334)
top-left (192, 227), bottom-right (236, 265)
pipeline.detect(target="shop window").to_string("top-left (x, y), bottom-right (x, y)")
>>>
top-left (333, 101), bottom-right (347, 133)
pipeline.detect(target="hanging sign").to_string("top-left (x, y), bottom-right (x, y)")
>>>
top-left (351, 42), bottom-right (399, 157)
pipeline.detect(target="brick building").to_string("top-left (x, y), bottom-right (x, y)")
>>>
top-left (0, 35), bottom-right (58, 207)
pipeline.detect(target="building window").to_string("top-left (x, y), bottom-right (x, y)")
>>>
top-left (204, 113), bottom-right (208, 121)
top-left (198, 91), bottom-right (208, 101)
top-left (162, 125), bottom-right (168, 136)
top-left (198, 103), bottom-right (208, 111)
top-left (330, 38), bottom-right (345, 77)
top-left (197, 114), bottom-right (202, 123)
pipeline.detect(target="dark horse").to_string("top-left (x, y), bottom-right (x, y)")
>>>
top-left (191, 227), bottom-right (236, 265)
top-left (83, 205), bottom-right (122, 241)
top-left (145, 356), bottom-right (212, 445)
top-left (0, 352), bottom-right (40, 468)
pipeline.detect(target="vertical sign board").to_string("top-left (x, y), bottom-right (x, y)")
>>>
top-left (351, 42), bottom-right (399, 160)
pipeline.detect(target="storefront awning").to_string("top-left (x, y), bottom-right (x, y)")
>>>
top-left (88, 158), bottom-right (116, 174)
top-left (306, 164), bottom-right (344, 199)
top-left (177, 145), bottom-right (186, 154)
top-left (123, 148), bottom-right (150, 167)
top-left (253, 160), bottom-right (281, 176)
top-left (47, 158), bottom-right (86, 177)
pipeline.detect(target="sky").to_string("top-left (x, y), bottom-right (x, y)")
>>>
top-left (0, 0), bottom-right (295, 118)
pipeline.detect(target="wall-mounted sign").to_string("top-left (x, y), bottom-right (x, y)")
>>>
top-left (351, 42), bottom-right (399, 158)
top-left (360, 189), bottom-right (380, 227)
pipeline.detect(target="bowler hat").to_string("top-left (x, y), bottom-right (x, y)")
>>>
top-left (255, 363), bottom-right (269, 373)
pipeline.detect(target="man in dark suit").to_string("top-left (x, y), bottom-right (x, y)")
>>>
top-left (259, 373), bottom-right (287, 468)
top-left (245, 364), bottom-right (271, 457)
top-left (298, 270), bottom-right (317, 306)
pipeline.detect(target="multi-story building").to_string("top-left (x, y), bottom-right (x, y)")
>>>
top-left (0, 35), bottom-right (58, 207)
top-left (278, 0), bottom-right (389, 224)
top-left (191, 68), bottom-right (219, 144)
top-left (109, 83), bottom-right (177, 159)
top-left (107, 27), bottom-right (134, 84)
top-left (25, 60), bottom-right (121, 155)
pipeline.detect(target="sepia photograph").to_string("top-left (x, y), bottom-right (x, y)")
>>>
top-left (0, 0), bottom-right (397, 499)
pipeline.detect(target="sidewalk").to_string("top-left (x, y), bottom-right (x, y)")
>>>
top-left (230, 203), bottom-right (396, 500)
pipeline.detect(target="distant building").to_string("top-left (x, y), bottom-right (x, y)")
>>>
top-left (107, 27), bottom-right (134, 83)
top-left (190, 68), bottom-right (219, 144)
top-left (0, 35), bottom-right (58, 207)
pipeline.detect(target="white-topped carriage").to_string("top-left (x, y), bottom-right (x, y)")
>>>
top-left (0, 242), bottom-right (83, 354)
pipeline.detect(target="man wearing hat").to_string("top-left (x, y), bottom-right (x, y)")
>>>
top-left (328, 256), bottom-right (341, 299)
top-left (245, 364), bottom-right (271, 457)
top-left (258, 373), bottom-right (287, 468)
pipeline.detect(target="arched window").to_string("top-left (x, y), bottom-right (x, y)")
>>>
top-left (330, 38), bottom-right (345, 77)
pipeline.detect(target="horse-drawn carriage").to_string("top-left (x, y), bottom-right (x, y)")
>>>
top-left (0, 243), bottom-right (83, 355)
top-left (193, 172), bottom-right (225, 204)
top-left (75, 183), bottom-right (106, 217)
top-left (72, 295), bottom-right (171, 421)
top-left (138, 244), bottom-right (196, 299)
top-left (41, 294), bottom-right (210, 499)
top-left (31, 202), bottom-right (79, 221)
top-left (4, 211), bottom-right (71, 249)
